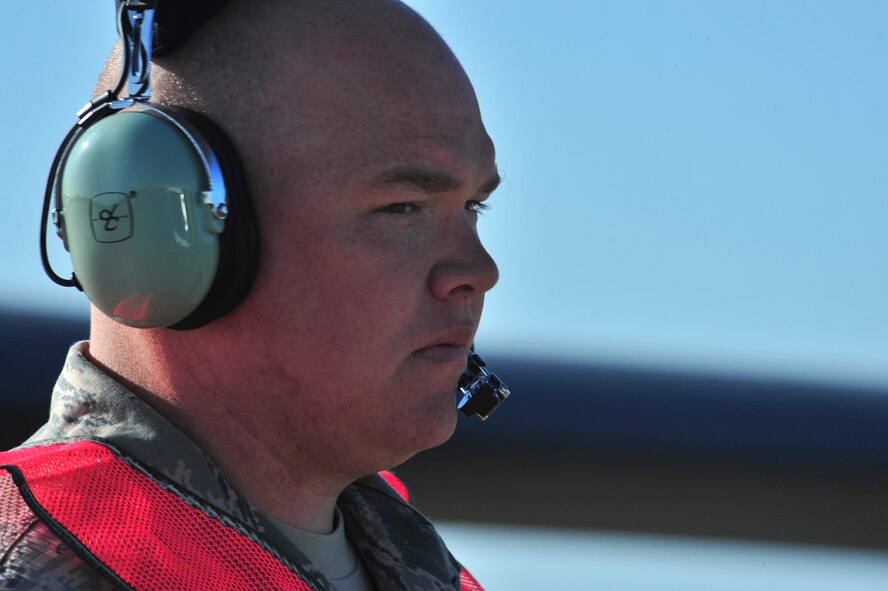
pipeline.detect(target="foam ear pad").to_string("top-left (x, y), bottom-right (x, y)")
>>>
top-left (166, 108), bottom-right (260, 330)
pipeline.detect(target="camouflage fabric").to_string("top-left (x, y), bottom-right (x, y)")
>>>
top-left (0, 342), bottom-right (466, 590)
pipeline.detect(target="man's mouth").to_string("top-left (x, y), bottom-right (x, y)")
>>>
top-left (414, 343), bottom-right (470, 365)
top-left (414, 326), bottom-right (475, 364)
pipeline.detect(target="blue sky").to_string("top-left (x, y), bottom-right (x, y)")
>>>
top-left (2, 1), bottom-right (886, 388)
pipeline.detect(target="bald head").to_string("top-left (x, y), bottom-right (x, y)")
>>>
top-left (98, 0), bottom-right (489, 259)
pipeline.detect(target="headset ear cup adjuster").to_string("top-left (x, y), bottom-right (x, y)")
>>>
top-left (50, 105), bottom-right (259, 329)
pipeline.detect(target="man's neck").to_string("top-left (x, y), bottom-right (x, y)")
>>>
top-left (87, 321), bottom-right (350, 533)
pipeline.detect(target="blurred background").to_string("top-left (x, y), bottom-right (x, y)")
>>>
top-left (2, 1), bottom-right (887, 588)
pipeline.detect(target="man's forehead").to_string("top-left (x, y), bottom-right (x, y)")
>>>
top-left (400, 128), bottom-right (496, 164)
top-left (354, 127), bottom-right (498, 190)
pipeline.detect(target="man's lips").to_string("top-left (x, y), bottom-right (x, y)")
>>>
top-left (414, 343), bottom-right (470, 364)
top-left (414, 327), bottom-right (475, 364)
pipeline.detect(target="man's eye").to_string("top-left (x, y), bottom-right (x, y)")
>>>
top-left (466, 201), bottom-right (489, 215)
top-left (381, 202), bottom-right (420, 214)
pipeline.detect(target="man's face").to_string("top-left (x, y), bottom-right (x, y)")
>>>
top-left (231, 44), bottom-right (500, 475)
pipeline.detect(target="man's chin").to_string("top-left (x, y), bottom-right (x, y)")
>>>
top-left (387, 403), bottom-right (459, 468)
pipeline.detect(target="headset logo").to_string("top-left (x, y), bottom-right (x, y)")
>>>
top-left (90, 193), bottom-right (133, 243)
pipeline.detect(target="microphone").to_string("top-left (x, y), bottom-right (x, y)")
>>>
top-left (457, 348), bottom-right (510, 421)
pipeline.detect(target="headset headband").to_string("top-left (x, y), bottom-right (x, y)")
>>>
top-left (115, 0), bottom-right (230, 57)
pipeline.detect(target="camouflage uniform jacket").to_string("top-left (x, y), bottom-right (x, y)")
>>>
top-left (0, 343), bottom-right (471, 591)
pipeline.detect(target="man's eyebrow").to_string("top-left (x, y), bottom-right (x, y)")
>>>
top-left (375, 168), bottom-right (501, 195)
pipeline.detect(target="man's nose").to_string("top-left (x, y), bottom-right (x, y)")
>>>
top-left (428, 223), bottom-right (499, 300)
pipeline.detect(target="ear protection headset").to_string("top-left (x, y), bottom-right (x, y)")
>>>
top-left (40, 1), bottom-right (259, 330)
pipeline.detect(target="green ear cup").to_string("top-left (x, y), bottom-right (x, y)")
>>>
top-left (59, 110), bottom-right (224, 327)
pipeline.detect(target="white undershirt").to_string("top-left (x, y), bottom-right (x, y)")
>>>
top-left (266, 509), bottom-right (375, 591)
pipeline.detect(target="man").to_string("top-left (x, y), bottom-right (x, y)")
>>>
top-left (0, 0), bottom-right (500, 589)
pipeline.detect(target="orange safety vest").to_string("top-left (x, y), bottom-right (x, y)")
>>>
top-left (0, 440), bottom-right (483, 591)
